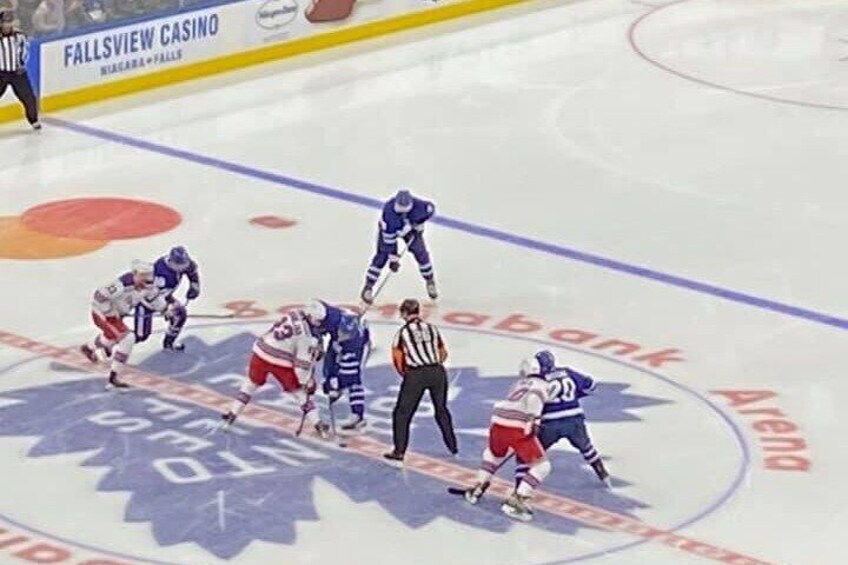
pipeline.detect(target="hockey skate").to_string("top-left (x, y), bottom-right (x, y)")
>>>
top-left (360, 285), bottom-right (374, 306)
top-left (463, 482), bottom-right (490, 505)
top-left (163, 335), bottom-right (185, 351)
top-left (382, 451), bottom-right (404, 468)
top-left (106, 371), bottom-right (131, 390)
top-left (501, 493), bottom-right (534, 522)
top-left (315, 421), bottom-right (332, 440)
top-left (426, 280), bottom-right (438, 300)
top-left (340, 416), bottom-right (366, 432)
top-left (80, 344), bottom-right (98, 363)
top-left (221, 411), bottom-right (237, 427)
top-left (591, 459), bottom-right (612, 488)
top-left (211, 411), bottom-right (237, 434)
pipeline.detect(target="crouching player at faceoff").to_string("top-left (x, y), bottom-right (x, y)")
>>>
top-left (80, 261), bottom-right (166, 389)
top-left (220, 304), bottom-right (331, 439)
top-left (515, 350), bottom-right (611, 488)
top-left (323, 313), bottom-right (372, 431)
top-left (463, 357), bottom-right (559, 522)
top-left (133, 246), bottom-right (201, 351)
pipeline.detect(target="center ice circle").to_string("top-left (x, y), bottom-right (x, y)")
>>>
top-left (0, 320), bottom-right (748, 565)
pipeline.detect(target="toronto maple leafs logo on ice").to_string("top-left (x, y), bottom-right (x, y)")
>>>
top-left (0, 331), bottom-right (669, 560)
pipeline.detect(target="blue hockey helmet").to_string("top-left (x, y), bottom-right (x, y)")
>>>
top-left (338, 314), bottom-right (359, 341)
top-left (393, 189), bottom-right (413, 214)
top-left (167, 246), bottom-right (191, 269)
top-left (534, 350), bottom-right (556, 375)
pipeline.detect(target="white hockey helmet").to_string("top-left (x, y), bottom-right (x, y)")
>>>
top-left (131, 260), bottom-right (155, 285)
top-left (302, 299), bottom-right (327, 325)
top-left (519, 357), bottom-right (542, 379)
top-left (131, 259), bottom-right (153, 274)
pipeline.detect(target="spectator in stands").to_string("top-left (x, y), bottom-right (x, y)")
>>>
top-left (31, 0), bottom-right (63, 34)
top-left (82, 0), bottom-right (105, 23)
top-left (15, 0), bottom-right (37, 35)
top-left (64, 0), bottom-right (88, 29)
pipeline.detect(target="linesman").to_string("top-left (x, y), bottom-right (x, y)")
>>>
top-left (0, 10), bottom-right (40, 131)
top-left (384, 298), bottom-right (457, 465)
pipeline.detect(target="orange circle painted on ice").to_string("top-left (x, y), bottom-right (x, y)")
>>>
top-left (0, 217), bottom-right (108, 259)
top-left (21, 197), bottom-right (182, 240)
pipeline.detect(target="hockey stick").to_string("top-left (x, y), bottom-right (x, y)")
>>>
top-left (361, 234), bottom-right (416, 313)
top-left (151, 311), bottom-right (236, 319)
top-left (327, 397), bottom-right (348, 448)
top-left (295, 394), bottom-right (312, 437)
top-left (446, 453), bottom-right (516, 497)
top-left (187, 313), bottom-right (237, 319)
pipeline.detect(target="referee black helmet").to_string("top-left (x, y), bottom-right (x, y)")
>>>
top-left (0, 10), bottom-right (13, 23)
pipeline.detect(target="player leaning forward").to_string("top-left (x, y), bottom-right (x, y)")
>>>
top-left (220, 303), bottom-right (331, 439)
top-left (133, 246), bottom-right (201, 351)
top-left (80, 261), bottom-right (166, 389)
top-left (361, 190), bottom-right (438, 305)
top-left (463, 357), bottom-right (560, 521)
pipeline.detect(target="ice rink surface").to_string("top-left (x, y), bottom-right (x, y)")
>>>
top-left (0, 0), bottom-right (846, 563)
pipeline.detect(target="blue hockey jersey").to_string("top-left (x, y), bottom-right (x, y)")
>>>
top-left (313, 301), bottom-right (344, 339)
top-left (379, 196), bottom-right (435, 253)
top-left (541, 367), bottom-right (596, 422)
top-left (152, 256), bottom-right (200, 302)
top-left (323, 319), bottom-right (371, 384)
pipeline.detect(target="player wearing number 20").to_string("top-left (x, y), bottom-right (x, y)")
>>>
top-left (220, 304), bottom-right (331, 439)
top-left (515, 351), bottom-right (611, 488)
top-left (360, 190), bottom-right (438, 305)
top-left (464, 357), bottom-right (560, 522)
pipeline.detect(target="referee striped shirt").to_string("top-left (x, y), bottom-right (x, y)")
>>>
top-left (0, 31), bottom-right (28, 73)
top-left (392, 318), bottom-right (447, 371)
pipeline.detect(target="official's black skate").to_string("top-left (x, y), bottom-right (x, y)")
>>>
top-left (383, 451), bottom-right (404, 468)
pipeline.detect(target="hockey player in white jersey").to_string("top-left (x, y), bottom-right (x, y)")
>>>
top-left (462, 357), bottom-right (560, 522)
top-left (80, 260), bottom-right (166, 389)
top-left (220, 302), bottom-right (332, 439)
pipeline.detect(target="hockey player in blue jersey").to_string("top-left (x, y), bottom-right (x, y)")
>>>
top-left (134, 246), bottom-right (201, 351)
top-left (515, 350), bottom-right (611, 488)
top-left (322, 313), bottom-right (372, 430)
top-left (360, 189), bottom-right (437, 305)
top-left (304, 300), bottom-right (342, 340)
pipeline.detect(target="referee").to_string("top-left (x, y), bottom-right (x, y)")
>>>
top-left (384, 298), bottom-right (458, 465)
top-left (0, 10), bottom-right (40, 131)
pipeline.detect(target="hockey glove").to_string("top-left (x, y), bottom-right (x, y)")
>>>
top-left (187, 283), bottom-right (201, 301)
top-left (389, 255), bottom-right (401, 272)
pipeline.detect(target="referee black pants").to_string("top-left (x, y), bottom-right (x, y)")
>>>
top-left (392, 365), bottom-right (458, 456)
top-left (0, 72), bottom-right (38, 125)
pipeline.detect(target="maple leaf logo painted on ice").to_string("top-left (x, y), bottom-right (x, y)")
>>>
top-left (0, 332), bottom-right (670, 560)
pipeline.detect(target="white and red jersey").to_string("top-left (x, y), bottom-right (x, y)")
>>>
top-left (252, 310), bottom-right (320, 384)
top-left (491, 376), bottom-right (558, 434)
top-left (92, 272), bottom-right (162, 318)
